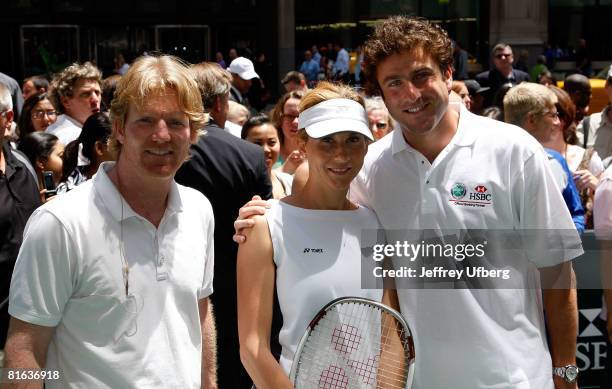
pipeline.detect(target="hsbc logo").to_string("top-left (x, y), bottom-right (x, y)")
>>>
top-left (449, 183), bottom-right (494, 208)
top-left (469, 185), bottom-right (492, 201)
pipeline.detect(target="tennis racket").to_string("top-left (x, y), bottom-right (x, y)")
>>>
top-left (289, 297), bottom-right (415, 389)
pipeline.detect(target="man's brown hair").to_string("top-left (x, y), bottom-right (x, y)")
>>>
top-left (362, 16), bottom-right (453, 96)
top-left (49, 62), bottom-right (102, 114)
top-left (191, 62), bottom-right (233, 111)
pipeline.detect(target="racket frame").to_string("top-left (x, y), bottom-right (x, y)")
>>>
top-left (289, 296), bottom-right (415, 388)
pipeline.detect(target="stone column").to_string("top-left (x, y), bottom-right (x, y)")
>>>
top-left (277, 0), bottom-right (295, 94)
top-left (488, 0), bottom-right (548, 69)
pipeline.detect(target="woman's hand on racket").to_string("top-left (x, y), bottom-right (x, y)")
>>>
top-left (233, 195), bottom-right (271, 243)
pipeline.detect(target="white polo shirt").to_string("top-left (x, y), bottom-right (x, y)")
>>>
top-left (9, 162), bottom-right (215, 388)
top-left (45, 114), bottom-right (82, 146)
top-left (351, 104), bottom-right (583, 389)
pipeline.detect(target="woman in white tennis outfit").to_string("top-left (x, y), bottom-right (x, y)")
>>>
top-left (237, 82), bottom-right (382, 388)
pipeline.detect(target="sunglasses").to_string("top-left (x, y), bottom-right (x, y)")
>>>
top-left (541, 110), bottom-right (560, 119)
top-left (374, 122), bottom-right (388, 129)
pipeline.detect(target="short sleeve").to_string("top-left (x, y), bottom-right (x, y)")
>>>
top-left (198, 210), bottom-right (215, 299)
top-left (9, 209), bottom-right (77, 327)
top-left (516, 149), bottom-right (584, 267)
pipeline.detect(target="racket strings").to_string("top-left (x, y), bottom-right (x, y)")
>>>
top-left (299, 325), bottom-right (413, 371)
top-left (295, 302), bottom-right (414, 388)
top-left (301, 306), bottom-right (414, 363)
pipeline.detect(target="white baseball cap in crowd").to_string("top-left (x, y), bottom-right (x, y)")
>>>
top-left (228, 57), bottom-right (259, 80)
top-left (298, 98), bottom-right (374, 141)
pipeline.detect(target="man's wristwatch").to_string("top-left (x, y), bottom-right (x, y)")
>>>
top-left (553, 365), bottom-right (579, 383)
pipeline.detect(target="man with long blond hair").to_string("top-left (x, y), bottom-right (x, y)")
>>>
top-left (4, 55), bottom-right (217, 388)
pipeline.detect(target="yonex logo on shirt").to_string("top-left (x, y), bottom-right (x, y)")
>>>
top-left (303, 248), bottom-right (324, 253)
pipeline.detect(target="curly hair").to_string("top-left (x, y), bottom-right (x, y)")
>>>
top-left (362, 16), bottom-right (453, 96)
top-left (49, 62), bottom-right (102, 114)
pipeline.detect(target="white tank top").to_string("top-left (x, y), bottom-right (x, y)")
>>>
top-left (265, 199), bottom-right (383, 374)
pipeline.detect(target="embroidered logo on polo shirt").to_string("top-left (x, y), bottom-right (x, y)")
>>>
top-left (449, 183), bottom-right (493, 208)
top-left (450, 183), bottom-right (467, 199)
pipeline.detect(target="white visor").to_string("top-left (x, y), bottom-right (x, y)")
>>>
top-left (298, 98), bottom-right (374, 141)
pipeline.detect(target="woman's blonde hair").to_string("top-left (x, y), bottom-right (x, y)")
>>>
top-left (109, 55), bottom-right (206, 153)
top-left (297, 81), bottom-right (366, 141)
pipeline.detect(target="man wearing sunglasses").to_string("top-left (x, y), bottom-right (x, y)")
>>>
top-left (504, 82), bottom-right (585, 235)
top-left (476, 43), bottom-right (530, 108)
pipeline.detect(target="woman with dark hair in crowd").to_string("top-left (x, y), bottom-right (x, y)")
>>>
top-left (270, 90), bottom-right (306, 173)
top-left (22, 75), bottom-right (49, 101)
top-left (17, 93), bottom-right (57, 138)
top-left (547, 85), bottom-right (603, 228)
top-left (57, 112), bottom-right (115, 192)
top-left (547, 86), bottom-right (603, 180)
top-left (17, 132), bottom-right (64, 194)
top-left (241, 114), bottom-right (293, 199)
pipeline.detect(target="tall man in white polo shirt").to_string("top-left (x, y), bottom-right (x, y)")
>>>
top-left (356, 16), bottom-right (581, 389)
top-left (4, 55), bottom-right (217, 388)
top-left (46, 62), bottom-right (102, 145)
